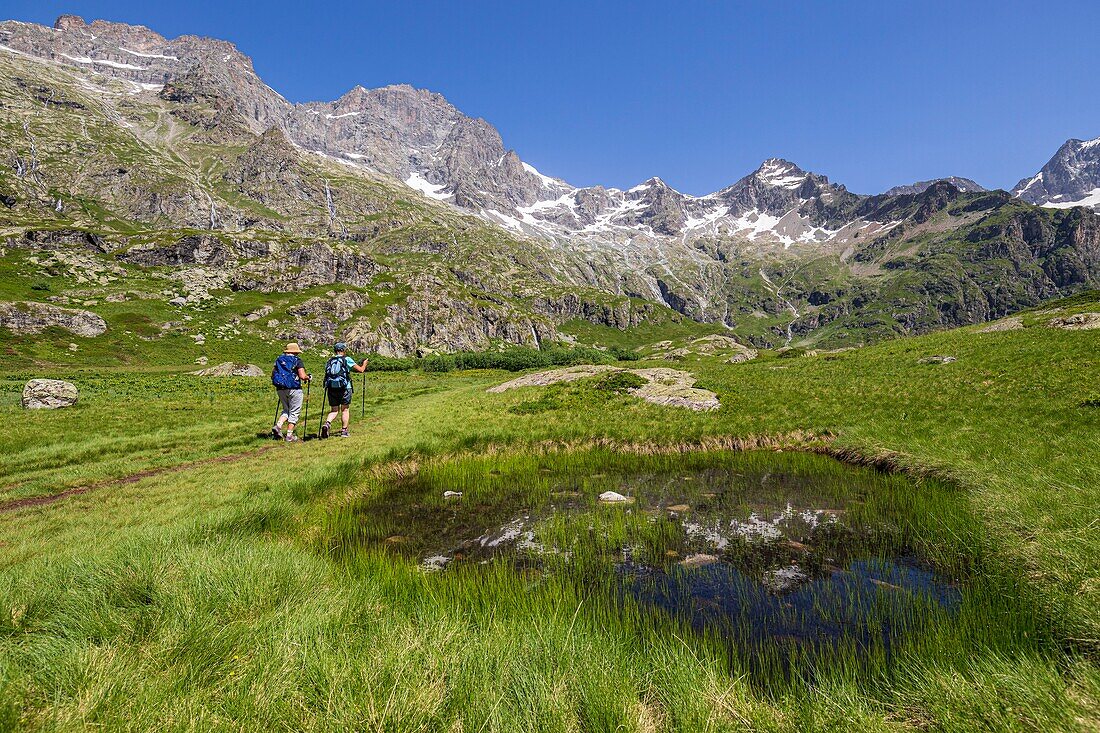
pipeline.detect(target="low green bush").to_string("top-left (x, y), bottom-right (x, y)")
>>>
top-left (367, 346), bottom-right (621, 374)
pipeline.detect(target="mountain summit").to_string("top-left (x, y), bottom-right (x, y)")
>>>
top-left (1013, 137), bottom-right (1100, 210)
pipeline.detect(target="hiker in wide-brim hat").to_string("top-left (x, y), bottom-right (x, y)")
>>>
top-left (271, 342), bottom-right (311, 442)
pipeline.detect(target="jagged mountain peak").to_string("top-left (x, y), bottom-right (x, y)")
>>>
top-left (628, 176), bottom-right (678, 194)
top-left (752, 158), bottom-right (809, 188)
top-left (884, 177), bottom-right (986, 197)
top-left (1013, 135), bottom-right (1100, 210)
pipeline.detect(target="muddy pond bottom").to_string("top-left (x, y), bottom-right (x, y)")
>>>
top-left (329, 451), bottom-right (964, 675)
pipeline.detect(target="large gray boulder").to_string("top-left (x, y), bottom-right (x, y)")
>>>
top-left (0, 301), bottom-right (106, 337)
top-left (191, 362), bottom-right (264, 377)
top-left (21, 379), bottom-right (79, 409)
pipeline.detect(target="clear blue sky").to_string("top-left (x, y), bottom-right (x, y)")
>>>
top-left (7, 1), bottom-right (1099, 195)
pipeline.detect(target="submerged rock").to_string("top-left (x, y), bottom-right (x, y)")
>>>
top-left (21, 379), bottom-right (79, 409)
top-left (680, 553), bottom-right (719, 568)
top-left (421, 555), bottom-right (451, 572)
top-left (762, 565), bottom-right (808, 593)
top-left (191, 362), bottom-right (264, 377)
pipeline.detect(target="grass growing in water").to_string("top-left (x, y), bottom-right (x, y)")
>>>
top-left (323, 449), bottom-right (1063, 697)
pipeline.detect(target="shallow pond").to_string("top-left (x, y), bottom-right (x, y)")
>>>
top-left (324, 450), bottom-right (976, 679)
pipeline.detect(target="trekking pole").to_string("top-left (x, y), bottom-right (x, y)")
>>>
top-left (303, 376), bottom-right (311, 441)
top-left (318, 385), bottom-right (329, 440)
top-left (361, 369), bottom-right (366, 419)
top-left (272, 395), bottom-right (281, 439)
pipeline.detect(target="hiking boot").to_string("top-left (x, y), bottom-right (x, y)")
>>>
top-left (320, 422), bottom-right (330, 440)
top-left (285, 433), bottom-right (298, 443)
top-left (338, 428), bottom-right (350, 438)
top-left (271, 425), bottom-right (283, 440)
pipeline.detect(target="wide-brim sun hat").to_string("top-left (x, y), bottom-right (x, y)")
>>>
top-left (284, 342), bottom-right (303, 354)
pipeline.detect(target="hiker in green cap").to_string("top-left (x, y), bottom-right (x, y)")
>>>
top-left (320, 342), bottom-right (368, 438)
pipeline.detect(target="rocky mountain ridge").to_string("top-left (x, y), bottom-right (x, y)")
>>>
top-left (1, 14), bottom-right (1099, 359)
top-left (6, 14), bottom-right (1098, 247)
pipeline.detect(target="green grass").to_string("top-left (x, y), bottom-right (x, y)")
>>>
top-left (0, 296), bottom-right (1098, 730)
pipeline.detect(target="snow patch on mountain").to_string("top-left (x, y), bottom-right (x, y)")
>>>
top-left (522, 162), bottom-right (568, 191)
top-left (405, 172), bottom-right (452, 201)
top-left (120, 47), bottom-right (177, 60)
top-left (1040, 188), bottom-right (1100, 209)
top-left (60, 52), bottom-right (145, 70)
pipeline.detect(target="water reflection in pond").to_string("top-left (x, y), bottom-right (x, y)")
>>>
top-left (326, 451), bottom-right (966, 677)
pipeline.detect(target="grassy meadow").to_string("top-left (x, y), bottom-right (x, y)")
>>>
top-left (0, 293), bottom-right (1098, 731)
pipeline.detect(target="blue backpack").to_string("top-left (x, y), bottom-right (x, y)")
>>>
top-left (324, 356), bottom-right (350, 390)
top-left (271, 354), bottom-right (301, 389)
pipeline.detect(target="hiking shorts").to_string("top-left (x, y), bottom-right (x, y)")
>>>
top-left (327, 386), bottom-right (353, 407)
top-left (277, 388), bottom-right (303, 423)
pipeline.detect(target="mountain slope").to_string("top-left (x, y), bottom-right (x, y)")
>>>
top-left (1, 14), bottom-right (1099, 357)
top-left (0, 42), bottom-right (678, 360)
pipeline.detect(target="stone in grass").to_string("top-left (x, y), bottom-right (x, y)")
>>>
top-left (599, 490), bottom-right (631, 503)
top-left (488, 366), bottom-right (720, 411)
top-left (1049, 312), bottom-right (1100, 331)
top-left (191, 362), bottom-right (264, 377)
top-left (917, 355), bottom-right (957, 365)
top-left (21, 379), bottom-right (79, 409)
top-left (978, 316), bottom-right (1023, 333)
top-left (443, 491), bottom-right (463, 498)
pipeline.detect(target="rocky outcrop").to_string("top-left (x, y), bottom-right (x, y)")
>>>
top-left (120, 235), bottom-right (237, 267)
top-left (0, 301), bottom-right (107, 337)
top-left (648, 335), bottom-right (758, 362)
top-left (344, 281), bottom-right (555, 357)
top-left (1048, 312), bottom-right (1100, 330)
top-left (243, 305), bottom-right (273, 322)
top-left (191, 362), bottom-right (264, 377)
top-left (978, 316), bottom-right (1024, 333)
top-left (21, 379), bottom-right (79, 409)
top-left (231, 243), bottom-right (382, 292)
top-left (530, 292), bottom-right (655, 329)
top-left (278, 290), bottom-right (370, 348)
top-left (488, 365), bottom-right (720, 411)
